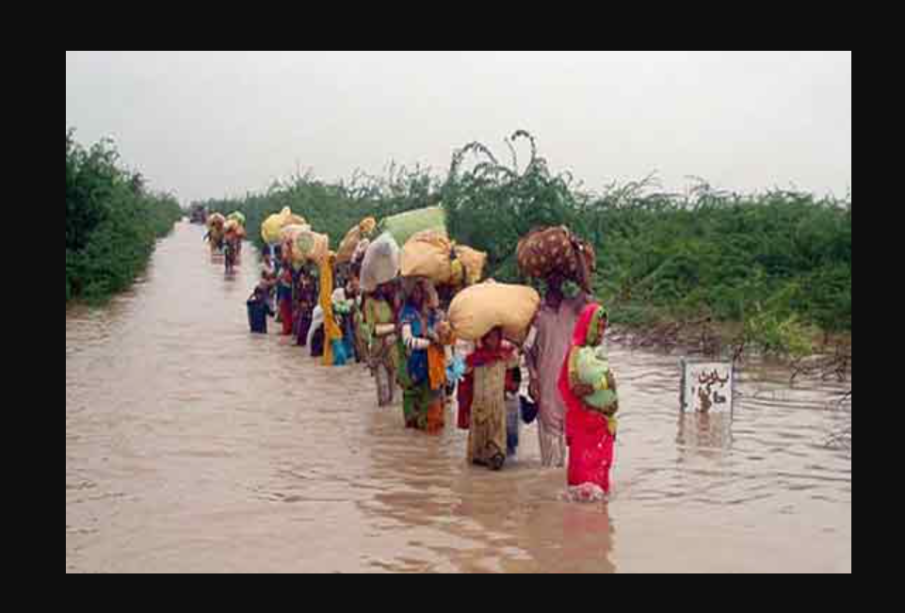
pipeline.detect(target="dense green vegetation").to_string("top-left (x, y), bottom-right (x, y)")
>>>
top-left (193, 131), bottom-right (851, 356)
top-left (585, 181), bottom-right (851, 342)
top-left (198, 163), bottom-right (441, 258)
top-left (66, 129), bottom-right (182, 303)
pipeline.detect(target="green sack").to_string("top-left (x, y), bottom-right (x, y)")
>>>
top-left (378, 207), bottom-right (446, 247)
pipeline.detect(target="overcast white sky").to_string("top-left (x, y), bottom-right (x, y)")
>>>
top-left (66, 51), bottom-right (851, 204)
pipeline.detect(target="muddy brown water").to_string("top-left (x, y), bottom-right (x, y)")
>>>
top-left (66, 222), bottom-right (851, 573)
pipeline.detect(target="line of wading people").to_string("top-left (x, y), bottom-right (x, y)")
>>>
top-left (242, 219), bottom-right (620, 502)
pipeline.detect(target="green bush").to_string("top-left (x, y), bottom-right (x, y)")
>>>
top-left (66, 129), bottom-right (182, 303)
top-left (195, 130), bottom-right (851, 341)
top-left (194, 164), bottom-right (439, 259)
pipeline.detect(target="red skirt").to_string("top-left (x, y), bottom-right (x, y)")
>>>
top-left (280, 300), bottom-right (293, 335)
top-left (566, 410), bottom-right (615, 493)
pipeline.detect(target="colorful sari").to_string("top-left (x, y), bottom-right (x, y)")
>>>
top-left (400, 304), bottom-right (443, 432)
top-left (558, 304), bottom-right (616, 498)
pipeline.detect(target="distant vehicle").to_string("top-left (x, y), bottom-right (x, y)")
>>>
top-left (190, 205), bottom-right (208, 225)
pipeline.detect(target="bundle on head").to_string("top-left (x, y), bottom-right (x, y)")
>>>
top-left (224, 218), bottom-right (247, 240)
top-left (207, 213), bottom-right (227, 242)
top-left (516, 226), bottom-right (596, 293)
top-left (262, 207), bottom-right (308, 246)
top-left (448, 281), bottom-right (540, 344)
top-left (281, 224), bottom-right (328, 271)
top-left (360, 233), bottom-right (400, 293)
top-left (377, 206), bottom-right (446, 247)
top-left (208, 213), bottom-right (226, 229)
top-left (399, 230), bottom-right (487, 289)
top-left (336, 217), bottom-right (378, 265)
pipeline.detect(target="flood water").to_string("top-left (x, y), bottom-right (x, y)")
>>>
top-left (66, 222), bottom-right (851, 573)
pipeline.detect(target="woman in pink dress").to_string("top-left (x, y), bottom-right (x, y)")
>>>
top-left (558, 303), bottom-right (619, 501)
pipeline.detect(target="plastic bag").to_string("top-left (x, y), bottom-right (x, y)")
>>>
top-left (577, 345), bottom-right (618, 411)
top-left (360, 232), bottom-right (400, 293)
top-left (446, 354), bottom-right (467, 385)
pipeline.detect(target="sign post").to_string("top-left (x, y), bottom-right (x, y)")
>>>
top-left (680, 359), bottom-right (735, 414)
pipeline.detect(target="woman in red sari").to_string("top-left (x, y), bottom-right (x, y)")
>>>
top-left (558, 303), bottom-right (619, 501)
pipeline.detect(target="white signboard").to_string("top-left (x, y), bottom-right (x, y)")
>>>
top-left (680, 360), bottom-right (734, 414)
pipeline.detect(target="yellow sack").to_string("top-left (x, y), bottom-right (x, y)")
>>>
top-left (452, 245), bottom-right (487, 287)
top-left (337, 217), bottom-right (377, 264)
top-left (400, 231), bottom-right (487, 287)
top-left (280, 223), bottom-right (310, 239)
top-left (294, 230), bottom-right (330, 267)
top-left (336, 227), bottom-right (361, 265)
top-left (262, 207), bottom-right (306, 245)
top-left (400, 230), bottom-right (454, 283)
top-left (287, 213), bottom-right (307, 227)
top-left (448, 281), bottom-right (540, 343)
top-left (261, 207), bottom-right (290, 245)
top-left (278, 224), bottom-right (309, 266)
